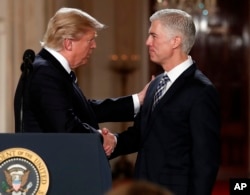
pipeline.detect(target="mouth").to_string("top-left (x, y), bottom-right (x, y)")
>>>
top-left (86, 53), bottom-right (92, 59)
top-left (148, 48), bottom-right (154, 53)
top-left (148, 50), bottom-right (155, 55)
top-left (87, 51), bottom-right (93, 58)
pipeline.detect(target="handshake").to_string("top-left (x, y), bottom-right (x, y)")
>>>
top-left (98, 128), bottom-right (117, 157)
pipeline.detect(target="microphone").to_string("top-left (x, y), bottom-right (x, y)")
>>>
top-left (21, 49), bottom-right (35, 72)
top-left (17, 49), bottom-right (35, 133)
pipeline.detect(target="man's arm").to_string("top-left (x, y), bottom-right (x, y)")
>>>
top-left (189, 86), bottom-right (220, 195)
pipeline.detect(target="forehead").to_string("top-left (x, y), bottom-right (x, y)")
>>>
top-left (149, 20), bottom-right (164, 34)
top-left (83, 29), bottom-right (97, 37)
top-left (77, 28), bottom-right (97, 41)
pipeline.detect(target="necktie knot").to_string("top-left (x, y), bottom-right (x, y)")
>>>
top-left (70, 71), bottom-right (77, 83)
top-left (158, 75), bottom-right (169, 86)
top-left (152, 74), bottom-right (170, 110)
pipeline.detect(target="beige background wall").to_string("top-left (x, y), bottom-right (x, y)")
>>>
top-left (0, 0), bottom-right (149, 134)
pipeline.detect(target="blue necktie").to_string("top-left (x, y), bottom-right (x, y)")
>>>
top-left (70, 71), bottom-right (77, 83)
top-left (152, 75), bottom-right (170, 110)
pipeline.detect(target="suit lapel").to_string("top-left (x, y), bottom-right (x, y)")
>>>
top-left (71, 82), bottom-right (99, 127)
top-left (145, 74), bottom-right (163, 111)
top-left (153, 64), bottom-right (196, 112)
top-left (38, 49), bottom-right (98, 127)
top-left (140, 74), bottom-right (163, 139)
top-left (141, 64), bottom-right (197, 141)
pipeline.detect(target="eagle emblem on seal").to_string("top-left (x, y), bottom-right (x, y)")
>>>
top-left (1, 164), bottom-right (33, 195)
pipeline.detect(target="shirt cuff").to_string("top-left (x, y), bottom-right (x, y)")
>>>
top-left (132, 94), bottom-right (140, 117)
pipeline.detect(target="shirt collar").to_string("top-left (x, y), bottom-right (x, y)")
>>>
top-left (165, 56), bottom-right (193, 83)
top-left (44, 47), bottom-right (71, 74)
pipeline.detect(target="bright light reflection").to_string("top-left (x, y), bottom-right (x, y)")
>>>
top-left (200, 17), bottom-right (208, 32)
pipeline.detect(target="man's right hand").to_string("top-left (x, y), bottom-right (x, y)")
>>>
top-left (98, 128), bottom-right (117, 157)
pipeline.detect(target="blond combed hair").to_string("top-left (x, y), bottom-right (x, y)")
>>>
top-left (41, 7), bottom-right (105, 51)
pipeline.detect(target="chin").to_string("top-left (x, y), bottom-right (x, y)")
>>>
top-left (151, 59), bottom-right (161, 65)
top-left (150, 57), bottom-right (157, 63)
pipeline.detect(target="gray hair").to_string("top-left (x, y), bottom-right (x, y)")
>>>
top-left (41, 7), bottom-right (105, 50)
top-left (150, 9), bottom-right (196, 54)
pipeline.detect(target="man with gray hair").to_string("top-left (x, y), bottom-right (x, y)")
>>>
top-left (110, 9), bottom-right (220, 195)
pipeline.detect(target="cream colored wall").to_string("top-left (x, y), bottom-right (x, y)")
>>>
top-left (0, 0), bottom-right (49, 132)
top-left (0, 0), bottom-right (149, 136)
top-left (0, 1), bottom-right (9, 132)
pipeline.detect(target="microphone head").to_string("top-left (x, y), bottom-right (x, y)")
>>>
top-left (23, 49), bottom-right (35, 63)
top-left (21, 49), bottom-right (35, 72)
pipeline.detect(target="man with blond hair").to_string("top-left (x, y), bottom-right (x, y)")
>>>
top-left (14, 8), bottom-right (148, 156)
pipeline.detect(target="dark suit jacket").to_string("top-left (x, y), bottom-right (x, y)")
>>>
top-left (111, 64), bottom-right (220, 195)
top-left (14, 49), bottom-right (134, 133)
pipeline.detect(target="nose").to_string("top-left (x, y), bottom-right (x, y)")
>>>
top-left (146, 36), bottom-right (151, 46)
top-left (90, 40), bottom-right (97, 49)
top-left (89, 39), bottom-right (96, 49)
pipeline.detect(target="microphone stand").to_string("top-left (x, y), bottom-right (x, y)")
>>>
top-left (15, 49), bottom-right (35, 133)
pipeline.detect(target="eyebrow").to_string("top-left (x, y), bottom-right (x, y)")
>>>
top-left (149, 32), bottom-right (158, 36)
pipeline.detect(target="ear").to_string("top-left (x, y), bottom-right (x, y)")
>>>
top-left (172, 36), bottom-right (182, 49)
top-left (63, 38), bottom-right (72, 51)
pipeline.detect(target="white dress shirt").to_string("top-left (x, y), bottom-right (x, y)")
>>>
top-left (162, 56), bottom-right (193, 95)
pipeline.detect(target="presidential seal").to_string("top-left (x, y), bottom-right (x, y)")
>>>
top-left (0, 148), bottom-right (49, 195)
